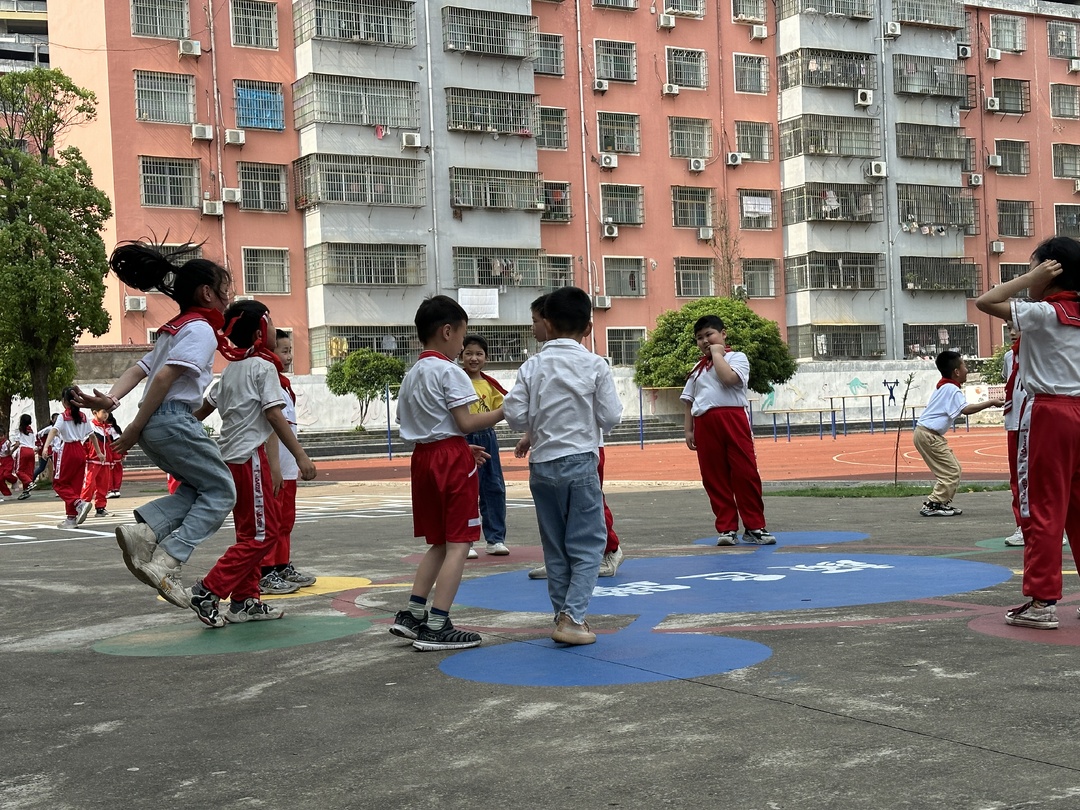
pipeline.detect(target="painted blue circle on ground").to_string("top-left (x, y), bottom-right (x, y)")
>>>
top-left (692, 530), bottom-right (869, 547)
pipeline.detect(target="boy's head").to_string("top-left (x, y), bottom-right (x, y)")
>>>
top-left (541, 287), bottom-right (591, 339)
top-left (274, 328), bottom-right (293, 371)
top-left (692, 315), bottom-right (726, 352)
top-left (222, 300), bottom-right (274, 350)
top-left (935, 350), bottom-right (967, 382)
top-left (1006, 320), bottom-right (1018, 342)
top-left (461, 334), bottom-right (489, 375)
top-left (530, 293), bottom-right (550, 342)
top-left (415, 295), bottom-right (469, 353)
top-left (1031, 237), bottom-right (1080, 296)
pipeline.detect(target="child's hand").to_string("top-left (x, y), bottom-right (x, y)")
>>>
top-left (97, 451), bottom-right (106, 462)
top-left (470, 444), bottom-right (491, 466)
top-left (989, 398), bottom-right (1005, 407)
top-left (297, 456), bottom-right (317, 481)
top-left (73, 387), bottom-right (116, 411)
top-left (271, 468), bottom-right (284, 495)
top-left (685, 431), bottom-right (697, 451)
top-left (113, 429), bottom-right (139, 455)
top-left (514, 437), bottom-right (531, 458)
top-left (1028, 259), bottom-right (1063, 287)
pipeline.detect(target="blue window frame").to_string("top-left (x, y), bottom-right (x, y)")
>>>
top-left (235, 80), bottom-right (285, 130)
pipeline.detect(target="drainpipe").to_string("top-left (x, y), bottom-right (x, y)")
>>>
top-left (574, 0), bottom-right (596, 351)
top-left (425, 6), bottom-right (442, 293)
top-left (207, 1), bottom-right (228, 267)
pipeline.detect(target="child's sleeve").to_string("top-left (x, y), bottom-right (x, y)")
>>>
top-left (166, 321), bottom-right (218, 375)
top-left (679, 375), bottom-right (695, 403)
top-left (594, 365), bottom-right (623, 433)
top-left (257, 364), bottom-right (287, 412)
top-left (444, 365), bottom-right (478, 412)
top-left (503, 362), bottom-right (532, 431)
top-left (728, 353), bottom-right (751, 388)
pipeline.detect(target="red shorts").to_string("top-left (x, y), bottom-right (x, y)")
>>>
top-left (411, 437), bottom-right (481, 544)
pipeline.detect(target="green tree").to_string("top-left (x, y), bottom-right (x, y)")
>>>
top-left (325, 349), bottom-right (407, 426)
top-left (0, 346), bottom-right (76, 436)
top-left (634, 297), bottom-right (797, 394)
top-left (981, 342), bottom-right (1009, 385)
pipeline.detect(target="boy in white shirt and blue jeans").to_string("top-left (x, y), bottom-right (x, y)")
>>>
top-left (504, 287), bottom-right (623, 645)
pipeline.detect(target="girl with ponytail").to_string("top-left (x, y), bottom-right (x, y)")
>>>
top-left (41, 388), bottom-right (102, 527)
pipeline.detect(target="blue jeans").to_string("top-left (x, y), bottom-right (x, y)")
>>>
top-left (133, 402), bottom-right (236, 563)
top-left (467, 427), bottom-right (506, 545)
top-left (529, 452), bottom-right (605, 623)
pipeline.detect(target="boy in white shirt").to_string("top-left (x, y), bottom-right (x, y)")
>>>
top-left (914, 350), bottom-right (1003, 517)
top-left (504, 287), bottom-right (623, 645)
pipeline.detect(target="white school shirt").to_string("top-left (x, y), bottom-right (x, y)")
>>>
top-left (205, 356), bottom-right (285, 464)
top-left (137, 319), bottom-right (219, 411)
top-left (397, 354), bottom-right (478, 443)
top-left (278, 386), bottom-right (299, 481)
top-left (1011, 299), bottom-right (1080, 396)
top-left (13, 430), bottom-right (34, 449)
top-left (1002, 349), bottom-right (1027, 432)
top-left (503, 339), bottom-right (623, 464)
top-left (53, 413), bottom-right (95, 445)
top-left (916, 383), bottom-right (967, 435)
top-left (679, 351), bottom-right (752, 417)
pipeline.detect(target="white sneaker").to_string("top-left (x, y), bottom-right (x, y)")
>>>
top-left (598, 546), bottom-right (624, 577)
top-left (1004, 527), bottom-right (1025, 547)
top-left (116, 523), bottom-right (159, 587)
top-left (527, 564), bottom-right (547, 580)
top-left (75, 499), bottom-right (93, 525)
top-left (138, 547), bottom-right (189, 609)
top-left (56, 517), bottom-right (77, 529)
top-left (485, 542), bottom-right (510, 555)
top-left (467, 546), bottom-right (479, 559)
top-left (224, 598), bottom-right (284, 623)
top-left (716, 531), bottom-right (739, 546)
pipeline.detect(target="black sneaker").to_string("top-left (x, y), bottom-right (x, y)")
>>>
top-left (190, 579), bottom-right (225, 629)
top-left (96, 508), bottom-right (111, 517)
top-left (412, 619), bottom-right (482, 652)
top-left (389, 609), bottom-right (426, 640)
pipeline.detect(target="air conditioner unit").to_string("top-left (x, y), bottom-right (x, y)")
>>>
top-left (750, 24), bottom-right (768, 40)
top-left (726, 152), bottom-right (743, 167)
top-left (221, 188), bottom-right (242, 204)
top-left (223, 128), bottom-right (246, 146)
top-left (968, 172), bottom-right (984, 187)
top-left (202, 200), bottom-right (224, 216)
top-left (688, 157), bottom-right (706, 172)
top-left (986, 154), bottom-right (1003, 168)
top-left (191, 123), bottom-right (213, 141)
top-left (1074, 178), bottom-right (1080, 194)
top-left (124, 295), bottom-right (147, 313)
top-left (697, 227), bottom-right (714, 241)
top-left (600, 152), bottom-right (619, 169)
top-left (401, 132), bottom-right (422, 149)
top-left (593, 295), bottom-right (612, 309)
top-left (1070, 58), bottom-right (1080, 73)
top-left (865, 160), bottom-right (887, 178)
top-left (855, 88), bottom-right (874, 107)
top-left (957, 44), bottom-right (972, 59)
top-left (593, 79), bottom-right (609, 93)
top-left (179, 39), bottom-right (201, 57)
top-left (985, 97), bottom-right (1001, 111)
top-left (991, 240), bottom-right (1006, 254)
top-left (658, 13), bottom-right (676, 29)
top-left (986, 47), bottom-right (1002, 62)
top-left (662, 83), bottom-right (680, 96)
top-left (884, 21), bottom-right (901, 38)
top-left (602, 223), bottom-right (619, 239)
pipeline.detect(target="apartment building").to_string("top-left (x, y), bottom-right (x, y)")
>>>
top-left (0, 0), bottom-right (47, 74)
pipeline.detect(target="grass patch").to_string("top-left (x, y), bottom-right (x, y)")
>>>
top-left (770, 482), bottom-right (1010, 498)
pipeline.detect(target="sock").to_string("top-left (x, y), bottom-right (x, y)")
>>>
top-left (275, 564), bottom-right (289, 573)
top-left (261, 566), bottom-right (274, 577)
top-left (408, 595), bottom-right (427, 620)
top-left (428, 607), bottom-right (449, 630)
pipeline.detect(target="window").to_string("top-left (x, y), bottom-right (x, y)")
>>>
top-left (732, 0), bottom-right (765, 21)
top-left (896, 184), bottom-right (978, 231)
top-left (293, 0), bottom-right (416, 48)
top-left (742, 259), bottom-right (776, 298)
top-left (310, 325), bottom-right (420, 367)
top-left (234, 80), bottom-right (285, 130)
top-left (1053, 144), bottom-right (1080, 178)
top-left (1049, 21), bottom-right (1079, 58)
top-left (601, 184), bottom-right (644, 225)
top-left (1000, 263), bottom-right (1029, 297)
top-left (536, 107), bottom-right (568, 149)
top-left (459, 326), bottom-right (538, 363)
top-left (294, 75), bottom-right (420, 130)
top-left (442, 6), bottom-right (539, 60)
top-left (735, 121), bottom-right (771, 161)
top-left (784, 252), bottom-right (885, 291)
top-left (1051, 84), bottom-right (1080, 119)
top-left (541, 255), bottom-right (575, 289)
top-left (450, 167), bottom-right (543, 211)
top-left (891, 55), bottom-right (966, 97)
top-left (604, 257), bottom-right (646, 296)
top-left (667, 48), bottom-right (708, 89)
top-left (734, 54), bottom-right (768, 93)
top-left (782, 183), bottom-right (883, 224)
top-left (243, 248), bottom-right (290, 294)
top-left (960, 74), bottom-right (977, 110)
top-left (739, 189), bottom-right (776, 229)
top-left (595, 40), bottom-right (637, 81)
top-left (675, 257), bottom-right (714, 297)
top-left (535, 34), bottom-right (564, 76)
top-left (960, 137), bottom-right (977, 173)
top-left (542, 182), bottom-right (572, 222)
top-left (895, 124), bottom-right (967, 161)
top-left (997, 200), bottom-right (1034, 238)
top-left (305, 243), bottom-right (427, 286)
top-left (779, 115), bottom-right (880, 158)
top-left (134, 71), bottom-right (194, 124)
top-left (994, 140), bottom-right (1029, 175)
top-left (131, 0), bottom-right (188, 38)
top-left (139, 157), bottom-right (199, 207)
top-left (671, 186), bottom-right (713, 228)
top-left (1056, 204), bottom-right (1080, 237)
top-left (778, 0), bottom-right (873, 20)
top-left (231, 0), bottom-right (278, 48)
top-left (992, 79), bottom-right (1031, 114)
top-left (598, 112), bottom-right (640, 153)
top-left (900, 256), bottom-right (981, 296)
top-left (452, 247), bottom-right (544, 287)
top-left (293, 154), bottom-right (426, 207)
top-left (778, 49), bottom-right (876, 91)
top-left (669, 0), bottom-right (705, 14)
top-left (990, 14), bottom-right (1026, 53)
top-left (891, 0), bottom-right (964, 28)
top-left (594, 0), bottom-right (638, 8)
top-left (789, 325), bottom-right (885, 360)
top-left (238, 162), bottom-right (288, 211)
top-left (445, 87), bottom-right (538, 136)
top-left (607, 328), bottom-right (647, 366)
top-left (669, 116), bottom-right (712, 158)
top-left (903, 324), bottom-right (978, 359)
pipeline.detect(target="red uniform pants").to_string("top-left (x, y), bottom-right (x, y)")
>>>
top-left (597, 447), bottom-right (619, 554)
top-left (411, 437), bottom-right (481, 544)
top-left (80, 462), bottom-right (110, 509)
top-left (53, 442), bottom-right (88, 517)
top-left (263, 479), bottom-right (297, 567)
top-left (0, 455), bottom-right (14, 496)
top-left (111, 461), bottom-right (124, 491)
top-left (1007, 430), bottom-right (1021, 527)
top-left (14, 446), bottom-right (33, 487)
top-left (694, 406), bottom-right (766, 533)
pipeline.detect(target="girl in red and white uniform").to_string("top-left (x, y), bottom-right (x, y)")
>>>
top-left (79, 408), bottom-right (116, 517)
top-left (43, 388), bottom-right (102, 528)
top-left (11, 415), bottom-right (37, 499)
top-left (0, 437), bottom-right (15, 501)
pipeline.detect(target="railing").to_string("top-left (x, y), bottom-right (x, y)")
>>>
top-left (0, 0), bottom-right (47, 11)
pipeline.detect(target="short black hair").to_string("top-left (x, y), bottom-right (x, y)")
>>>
top-left (275, 328), bottom-right (290, 340)
top-left (1031, 236), bottom-right (1080, 293)
top-left (530, 293), bottom-right (550, 316)
top-left (463, 334), bottom-right (489, 355)
top-left (935, 350), bottom-right (963, 378)
top-left (415, 295), bottom-right (468, 343)
top-left (692, 315), bottom-right (725, 335)
top-left (222, 300), bottom-right (270, 349)
top-left (543, 286), bottom-right (591, 334)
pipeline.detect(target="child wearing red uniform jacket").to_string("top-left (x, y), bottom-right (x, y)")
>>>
top-left (79, 408), bottom-right (116, 518)
top-left (681, 314), bottom-right (776, 547)
top-left (43, 388), bottom-right (102, 528)
top-left (977, 236), bottom-right (1080, 630)
top-left (0, 437), bottom-right (15, 500)
top-left (107, 414), bottom-right (125, 498)
top-left (12, 415), bottom-right (37, 499)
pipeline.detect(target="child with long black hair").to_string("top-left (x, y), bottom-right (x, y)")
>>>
top-left (43, 388), bottom-right (102, 527)
top-left (74, 241), bottom-right (236, 614)
top-left (12, 415), bottom-right (37, 500)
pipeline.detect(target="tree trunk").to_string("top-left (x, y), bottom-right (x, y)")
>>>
top-left (0, 388), bottom-right (11, 438)
top-left (29, 357), bottom-right (52, 433)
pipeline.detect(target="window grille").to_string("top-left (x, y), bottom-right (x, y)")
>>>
top-left (668, 0), bottom-right (705, 15)
top-left (896, 184), bottom-right (977, 229)
top-left (234, 80), bottom-right (285, 130)
top-left (895, 124), bottom-right (966, 160)
top-left (789, 324), bottom-right (886, 360)
top-left (452, 247), bottom-right (545, 287)
top-left (238, 162), bottom-right (288, 212)
top-left (462, 326), bottom-right (539, 363)
top-left (293, 0), bottom-right (416, 48)
top-left (672, 186), bottom-right (713, 228)
top-left (891, 55), bottom-right (966, 97)
top-left (781, 183), bottom-right (883, 225)
top-left (604, 257), bottom-right (646, 296)
top-left (305, 243), bottom-right (426, 286)
top-left (960, 75), bottom-right (977, 110)
top-left (449, 167), bottom-right (543, 211)
top-left (294, 75), bottom-right (420, 129)
top-left (777, 0), bottom-right (872, 20)
top-left (784, 252), bottom-right (885, 291)
top-left (900, 256), bottom-right (981, 296)
top-left (161, 244), bottom-right (204, 267)
top-left (734, 54), bottom-right (769, 93)
top-left (242, 248), bottom-right (290, 294)
top-left (598, 112), bottom-right (640, 153)
top-left (778, 49), bottom-right (876, 91)
top-left (139, 156), bottom-right (199, 208)
top-left (666, 48), bottom-right (708, 88)
top-left (999, 263), bottom-right (1029, 296)
top-left (310, 325), bottom-right (420, 367)
top-left (675, 257), bottom-right (714, 297)
top-left (131, 0), bottom-right (188, 38)
top-left (293, 154), bottom-right (425, 207)
top-left (445, 87), bottom-right (539, 136)
top-left (990, 14), bottom-right (1026, 53)
top-left (892, 0), bottom-right (964, 29)
top-left (732, 0), bottom-right (765, 22)
top-left (994, 140), bottom-right (1029, 175)
top-left (735, 121), bottom-right (771, 161)
top-left (997, 200), bottom-right (1034, 238)
top-left (1051, 84), bottom-right (1080, 119)
top-left (607, 327), bottom-right (647, 366)
top-left (231, 0), bottom-right (278, 48)
top-left (134, 71), bottom-right (194, 124)
top-left (1053, 143), bottom-right (1080, 178)
top-left (992, 79), bottom-right (1030, 114)
top-left (536, 107), bottom-right (568, 149)
top-left (594, 0), bottom-right (638, 8)
top-left (903, 324), bottom-right (978, 359)
top-left (1056, 204), bottom-right (1080, 238)
top-left (542, 181), bottom-right (572, 222)
top-left (739, 189), bottom-right (776, 229)
top-left (535, 34), bottom-right (564, 76)
top-left (1049, 21), bottom-right (1079, 59)
top-left (669, 116), bottom-right (713, 158)
top-left (442, 7), bottom-right (538, 60)
top-left (961, 137), bottom-right (977, 173)
top-left (600, 184), bottom-right (645, 225)
top-left (742, 259), bottom-right (776, 297)
top-left (541, 254), bottom-right (575, 288)
top-left (958, 10), bottom-right (973, 44)
top-left (595, 40), bottom-right (637, 81)
top-left (779, 114), bottom-right (879, 158)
